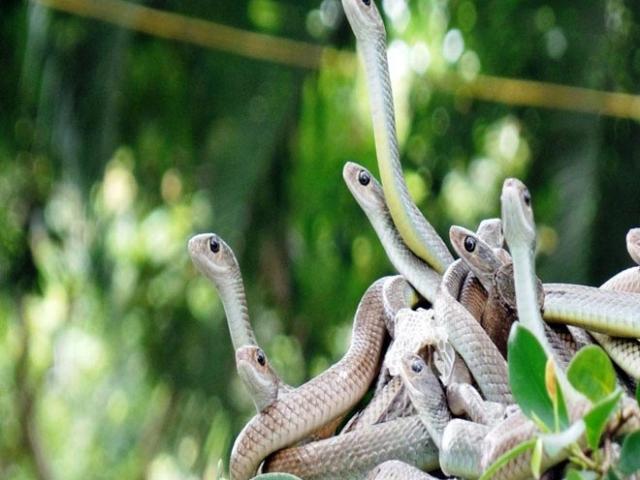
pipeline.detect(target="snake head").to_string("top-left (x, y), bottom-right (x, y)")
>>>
top-left (627, 228), bottom-right (640, 265)
top-left (188, 233), bottom-right (240, 281)
top-left (236, 346), bottom-right (280, 412)
top-left (501, 178), bottom-right (536, 251)
top-left (449, 225), bottom-right (503, 291)
top-left (343, 162), bottom-right (386, 214)
top-left (341, 0), bottom-right (385, 43)
top-left (476, 218), bottom-right (504, 249)
top-left (399, 353), bottom-right (442, 404)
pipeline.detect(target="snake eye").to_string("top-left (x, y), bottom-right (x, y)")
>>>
top-left (361, 0), bottom-right (371, 5)
top-left (209, 236), bottom-right (220, 253)
top-left (358, 170), bottom-right (371, 186)
top-left (411, 359), bottom-right (424, 373)
top-left (256, 349), bottom-right (266, 366)
top-left (522, 189), bottom-right (531, 207)
top-left (464, 236), bottom-right (476, 253)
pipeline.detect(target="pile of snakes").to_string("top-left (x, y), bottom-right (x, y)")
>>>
top-left (187, 1), bottom-right (640, 478)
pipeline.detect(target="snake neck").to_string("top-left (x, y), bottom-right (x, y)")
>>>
top-left (509, 246), bottom-right (547, 344)
top-left (359, 36), bottom-right (439, 268)
top-left (217, 273), bottom-right (257, 351)
top-left (230, 279), bottom-right (389, 479)
top-left (510, 247), bottom-right (582, 401)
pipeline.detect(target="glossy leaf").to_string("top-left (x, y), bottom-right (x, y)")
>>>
top-left (567, 345), bottom-right (616, 403)
top-left (531, 437), bottom-right (543, 479)
top-left (508, 324), bottom-right (555, 429)
top-left (583, 389), bottom-right (622, 450)
top-left (618, 430), bottom-right (640, 475)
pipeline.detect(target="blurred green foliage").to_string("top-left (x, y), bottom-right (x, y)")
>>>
top-left (1, 0), bottom-right (640, 478)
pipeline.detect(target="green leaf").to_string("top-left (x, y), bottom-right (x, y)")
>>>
top-left (541, 420), bottom-right (585, 457)
top-left (606, 470), bottom-right (621, 480)
top-left (531, 437), bottom-right (543, 479)
top-left (618, 430), bottom-right (640, 475)
top-left (567, 345), bottom-right (616, 403)
top-left (583, 389), bottom-right (622, 450)
top-left (508, 324), bottom-right (555, 429)
top-left (636, 382), bottom-right (640, 405)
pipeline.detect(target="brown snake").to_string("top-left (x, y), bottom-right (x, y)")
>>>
top-left (229, 277), bottom-right (388, 479)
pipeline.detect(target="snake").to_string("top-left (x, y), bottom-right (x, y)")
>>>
top-left (189, 233), bottom-right (295, 413)
top-left (341, 376), bottom-right (409, 433)
top-left (542, 283), bottom-right (640, 337)
top-left (229, 277), bottom-right (388, 479)
top-left (263, 415), bottom-right (438, 479)
top-left (235, 345), bottom-right (291, 412)
top-left (497, 202), bottom-right (640, 338)
top-left (381, 275), bottom-right (419, 337)
top-left (434, 258), bottom-right (513, 404)
top-left (590, 227), bottom-right (640, 379)
top-left (341, 0), bottom-right (454, 273)
top-left (190, 233), bottom-right (347, 440)
top-left (399, 353), bottom-right (451, 449)
top-left (343, 162), bottom-right (442, 302)
top-left (436, 178), bottom-right (637, 479)
top-left (265, 350), bottom-right (450, 478)
top-left (499, 179), bottom-right (552, 352)
top-left (344, 161), bottom-right (508, 401)
top-left (188, 233), bottom-right (257, 351)
top-left (446, 382), bottom-right (507, 426)
top-left (449, 225), bottom-right (519, 357)
top-left (456, 219), bottom-right (503, 325)
top-left (628, 227), bottom-right (640, 265)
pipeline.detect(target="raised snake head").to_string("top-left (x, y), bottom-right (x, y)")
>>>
top-left (236, 346), bottom-right (281, 412)
top-left (501, 178), bottom-right (536, 251)
top-left (627, 227), bottom-right (640, 265)
top-left (341, 0), bottom-right (386, 43)
top-left (187, 233), bottom-right (240, 284)
top-left (343, 161), bottom-right (387, 215)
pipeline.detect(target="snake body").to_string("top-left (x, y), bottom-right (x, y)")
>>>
top-left (381, 275), bottom-right (419, 336)
top-left (343, 162), bottom-right (441, 302)
top-left (628, 228), bottom-right (640, 265)
top-left (592, 228), bottom-right (640, 379)
top-left (366, 460), bottom-right (438, 479)
top-left (542, 283), bottom-right (640, 337)
top-left (446, 382), bottom-right (506, 426)
top-left (264, 415), bottom-right (438, 479)
top-left (188, 233), bottom-right (257, 350)
top-left (266, 347), bottom-right (451, 478)
top-left (435, 259), bottom-right (513, 404)
top-left (341, 0), bottom-right (453, 273)
top-left (229, 278), bottom-right (388, 479)
top-left (189, 234), bottom-right (291, 412)
top-left (342, 376), bottom-right (409, 433)
top-left (399, 354), bottom-right (451, 449)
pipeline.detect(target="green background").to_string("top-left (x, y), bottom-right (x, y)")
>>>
top-left (1, 0), bottom-right (639, 477)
